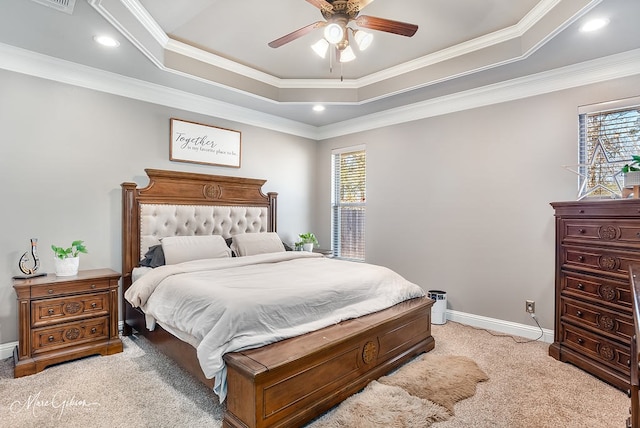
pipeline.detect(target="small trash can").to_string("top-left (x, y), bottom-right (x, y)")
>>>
top-left (428, 290), bottom-right (447, 325)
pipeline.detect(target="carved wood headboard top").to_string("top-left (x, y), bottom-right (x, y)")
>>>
top-left (121, 169), bottom-right (278, 289)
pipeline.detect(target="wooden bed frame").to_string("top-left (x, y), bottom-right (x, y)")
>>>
top-left (121, 169), bottom-right (435, 428)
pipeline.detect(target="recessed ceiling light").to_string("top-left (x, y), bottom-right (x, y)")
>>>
top-left (313, 105), bottom-right (325, 112)
top-left (93, 35), bottom-right (120, 47)
top-left (580, 18), bottom-right (609, 32)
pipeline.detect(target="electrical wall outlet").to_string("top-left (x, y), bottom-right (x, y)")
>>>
top-left (525, 300), bottom-right (535, 314)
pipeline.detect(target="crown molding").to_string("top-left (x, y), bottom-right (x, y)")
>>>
top-left (90, 0), bottom-right (601, 102)
top-left (316, 48), bottom-right (640, 139)
top-left (0, 42), bottom-right (317, 139)
top-left (0, 41), bottom-right (638, 141)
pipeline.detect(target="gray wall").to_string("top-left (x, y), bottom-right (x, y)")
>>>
top-left (1, 65), bottom-right (639, 346)
top-left (315, 74), bottom-right (640, 330)
top-left (0, 69), bottom-right (316, 344)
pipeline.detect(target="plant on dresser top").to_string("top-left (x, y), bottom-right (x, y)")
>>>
top-left (51, 240), bottom-right (87, 276)
top-left (622, 155), bottom-right (640, 188)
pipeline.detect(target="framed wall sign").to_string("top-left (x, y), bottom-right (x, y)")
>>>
top-left (170, 118), bottom-right (241, 168)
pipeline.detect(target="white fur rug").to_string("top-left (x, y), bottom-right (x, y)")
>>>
top-left (308, 354), bottom-right (488, 427)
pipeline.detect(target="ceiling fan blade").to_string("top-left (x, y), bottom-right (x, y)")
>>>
top-left (306, 0), bottom-right (334, 13)
top-left (268, 21), bottom-right (326, 48)
top-left (347, 0), bottom-right (375, 13)
top-left (355, 15), bottom-right (418, 37)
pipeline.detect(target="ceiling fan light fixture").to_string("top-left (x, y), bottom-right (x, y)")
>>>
top-left (353, 30), bottom-right (373, 51)
top-left (324, 23), bottom-right (344, 44)
top-left (311, 39), bottom-right (329, 58)
top-left (339, 45), bottom-right (356, 63)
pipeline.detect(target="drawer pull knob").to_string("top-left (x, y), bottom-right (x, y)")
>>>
top-left (577, 283), bottom-right (584, 290)
top-left (576, 311), bottom-right (583, 317)
top-left (48, 335), bottom-right (54, 342)
top-left (48, 289), bottom-right (54, 294)
top-left (578, 229), bottom-right (586, 234)
top-left (578, 256), bottom-right (585, 262)
top-left (48, 308), bottom-right (54, 314)
top-left (91, 302), bottom-right (97, 308)
top-left (90, 327), bottom-right (97, 334)
top-left (91, 284), bottom-right (96, 289)
top-left (577, 338), bottom-right (584, 344)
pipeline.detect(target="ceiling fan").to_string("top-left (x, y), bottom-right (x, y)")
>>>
top-left (268, 0), bottom-right (418, 63)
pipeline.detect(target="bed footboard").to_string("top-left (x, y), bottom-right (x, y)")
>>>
top-left (223, 296), bottom-right (434, 428)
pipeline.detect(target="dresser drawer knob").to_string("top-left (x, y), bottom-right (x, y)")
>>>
top-left (48, 335), bottom-right (54, 342)
top-left (90, 327), bottom-right (97, 334)
top-left (577, 283), bottom-right (584, 290)
top-left (48, 308), bottom-right (54, 314)
top-left (91, 302), bottom-right (97, 308)
top-left (578, 229), bottom-right (586, 234)
top-left (48, 289), bottom-right (54, 294)
top-left (578, 256), bottom-right (585, 262)
top-left (91, 284), bottom-right (96, 289)
top-left (579, 209), bottom-right (585, 213)
top-left (576, 311), bottom-right (583, 317)
top-left (577, 338), bottom-right (584, 344)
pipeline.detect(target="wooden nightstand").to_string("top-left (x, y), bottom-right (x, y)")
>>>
top-left (312, 248), bottom-right (333, 257)
top-left (13, 268), bottom-right (123, 377)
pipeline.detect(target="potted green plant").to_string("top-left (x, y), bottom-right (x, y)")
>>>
top-left (51, 240), bottom-right (87, 276)
top-left (297, 233), bottom-right (318, 252)
top-left (622, 155), bottom-right (640, 188)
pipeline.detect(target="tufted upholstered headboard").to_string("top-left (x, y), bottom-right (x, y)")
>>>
top-left (121, 169), bottom-right (277, 291)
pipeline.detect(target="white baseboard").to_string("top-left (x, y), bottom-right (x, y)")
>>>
top-left (445, 310), bottom-right (555, 343)
top-left (1, 341), bottom-right (17, 360)
top-left (0, 311), bottom-right (554, 361)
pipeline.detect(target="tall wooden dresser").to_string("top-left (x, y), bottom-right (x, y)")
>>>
top-left (550, 199), bottom-right (640, 391)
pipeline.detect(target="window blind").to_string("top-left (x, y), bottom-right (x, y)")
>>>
top-left (332, 148), bottom-right (366, 260)
top-left (578, 104), bottom-right (640, 198)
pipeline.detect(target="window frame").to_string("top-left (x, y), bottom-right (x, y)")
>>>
top-left (577, 96), bottom-right (640, 199)
top-left (331, 145), bottom-right (366, 261)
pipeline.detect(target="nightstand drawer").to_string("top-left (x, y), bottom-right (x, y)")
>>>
top-left (31, 317), bottom-right (109, 354)
top-left (30, 278), bottom-right (110, 298)
top-left (31, 292), bottom-right (109, 327)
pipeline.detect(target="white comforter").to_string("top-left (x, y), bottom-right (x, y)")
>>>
top-left (124, 251), bottom-right (425, 401)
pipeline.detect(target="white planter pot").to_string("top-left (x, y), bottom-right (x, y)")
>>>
top-left (624, 171), bottom-right (640, 188)
top-left (302, 243), bottom-right (314, 252)
top-left (55, 256), bottom-right (79, 276)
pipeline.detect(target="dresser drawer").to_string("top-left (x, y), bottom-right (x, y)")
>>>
top-left (561, 271), bottom-right (631, 310)
top-left (31, 292), bottom-right (109, 327)
top-left (562, 245), bottom-right (640, 280)
top-left (562, 219), bottom-right (640, 248)
top-left (561, 297), bottom-right (634, 342)
top-left (31, 317), bottom-right (109, 354)
top-left (561, 323), bottom-right (630, 376)
top-left (30, 278), bottom-right (111, 298)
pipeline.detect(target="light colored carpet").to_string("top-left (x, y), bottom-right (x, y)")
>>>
top-left (0, 321), bottom-right (630, 427)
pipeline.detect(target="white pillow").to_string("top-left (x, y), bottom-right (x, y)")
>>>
top-left (161, 235), bottom-right (231, 265)
top-left (230, 232), bottom-right (285, 257)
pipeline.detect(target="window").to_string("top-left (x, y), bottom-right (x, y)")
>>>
top-left (578, 97), bottom-right (640, 199)
top-left (332, 146), bottom-right (366, 260)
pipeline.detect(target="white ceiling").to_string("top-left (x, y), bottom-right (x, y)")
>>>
top-left (0, 0), bottom-right (639, 134)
